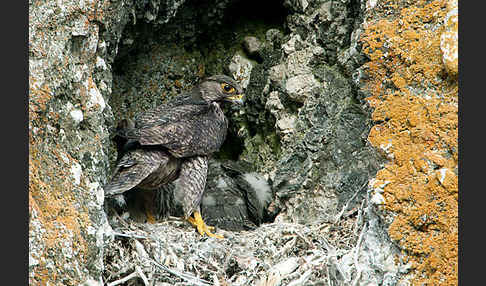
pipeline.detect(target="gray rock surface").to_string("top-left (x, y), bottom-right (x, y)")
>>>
top-left (29, 0), bottom-right (407, 285)
top-left (243, 36), bottom-right (262, 57)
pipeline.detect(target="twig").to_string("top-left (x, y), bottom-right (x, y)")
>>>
top-left (354, 222), bottom-right (367, 266)
top-left (112, 211), bottom-right (131, 228)
top-left (351, 270), bottom-right (362, 286)
top-left (112, 231), bottom-right (149, 240)
top-left (351, 222), bottom-right (367, 286)
top-left (151, 260), bottom-right (212, 286)
top-left (335, 181), bottom-right (368, 223)
top-left (354, 199), bottom-right (366, 235)
top-left (220, 248), bottom-right (234, 275)
top-left (212, 273), bottom-right (221, 286)
top-left (326, 265), bottom-right (332, 286)
top-left (321, 238), bottom-right (348, 282)
top-left (293, 229), bottom-right (313, 248)
top-left (167, 215), bottom-right (185, 221)
top-left (107, 270), bottom-right (138, 286)
top-left (287, 269), bottom-right (312, 286)
top-left (135, 265), bottom-right (150, 286)
top-left (274, 237), bottom-right (296, 258)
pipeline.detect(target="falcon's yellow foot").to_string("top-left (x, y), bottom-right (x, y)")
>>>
top-left (145, 209), bottom-right (156, 224)
top-left (142, 191), bottom-right (156, 224)
top-left (187, 211), bottom-right (224, 239)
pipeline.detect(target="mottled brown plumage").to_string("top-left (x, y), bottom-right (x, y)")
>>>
top-left (104, 75), bottom-right (243, 238)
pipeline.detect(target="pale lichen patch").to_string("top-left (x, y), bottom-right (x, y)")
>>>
top-left (440, 0), bottom-right (458, 75)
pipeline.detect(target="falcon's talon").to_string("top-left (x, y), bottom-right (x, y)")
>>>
top-left (187, 211), bottom-right (224, 239)
top-left (146, 210), bottom-right (156, 224)
top-left (143, 191), bottom-right (157, 224)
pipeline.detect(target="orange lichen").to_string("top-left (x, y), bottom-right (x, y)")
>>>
top-left (29, 140), bottom-right (92, 285)
top-left (29, 81), bottom-right (51, 120)
top-left (29, 84), bottom-right (92, 285)
top-left (361, 0), bottom-right (457, 285)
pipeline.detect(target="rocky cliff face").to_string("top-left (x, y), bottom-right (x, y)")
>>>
top-left (29, 0), bottom-right (458, 285)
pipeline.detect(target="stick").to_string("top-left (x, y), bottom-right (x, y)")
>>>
top-left (151, 260), bottom-right (212, 286)
top-left (354, 199), bottom-right (366, 235)
top-left (107, 270), bottom-right (138, 286)
top-left (351, 222), bottom-right (367, 286)
top-left (335, 181), bottom-right (368, 223)
top-left (321, 238), bottom-right (348, 281)
top-left (135, 266), bottom-right (150, 286)
top-left (112, 231), bottom-right (149, 240)
top-left (326, 265), bottom-right (332, 286)
top-left (287, 269), bottom-right (312, 286)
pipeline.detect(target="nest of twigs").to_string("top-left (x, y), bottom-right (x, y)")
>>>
top-left (103, 196), bottom-right (367, 286)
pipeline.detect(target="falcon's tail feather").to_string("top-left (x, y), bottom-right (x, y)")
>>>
top-left (104, 150), bottom-right (166, 197)
top-left (103, 165), bottom-right (154, 197)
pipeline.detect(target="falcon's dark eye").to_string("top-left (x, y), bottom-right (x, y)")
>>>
top-left (221, 83), bottom-right (235, 93)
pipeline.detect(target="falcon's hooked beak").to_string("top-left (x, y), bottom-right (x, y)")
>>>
top-left (224, 94), bottom-right (244, 105)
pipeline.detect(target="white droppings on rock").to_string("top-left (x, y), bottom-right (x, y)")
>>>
top-left (70, 109), bottom-right (84, 124)
top-left (367, 0), bottom-right (378, 10)
top-left (89, 182), bottom-right (104, 205)
top-left (95, 56), bottom-right (107, 70)
top-left (87, 83), bottom-right (106, 112)
top-left (70, 163), bottom-right (82, 185)
top-left (369, 179), bottom-right (390, 206)
top-left (380, 142), bottom-right (392, 152)
top-left (372, 179), bottom-right (391, 192)
top-left (437, 168), bottom-right (448, 184)
top-left (371, 192), bottom-right (385, 205)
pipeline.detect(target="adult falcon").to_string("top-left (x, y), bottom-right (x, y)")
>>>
top-left (104, 75), bottom-right (244, 238)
